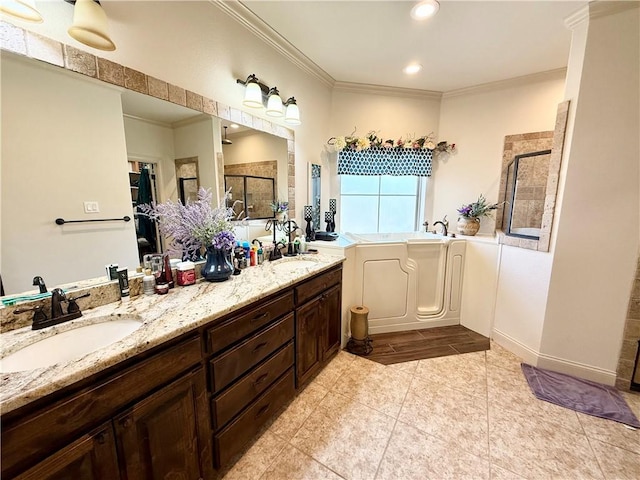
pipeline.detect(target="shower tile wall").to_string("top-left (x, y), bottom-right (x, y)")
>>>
top-left (511, 153), bottom-right (550, 230)
top-left (616, 256), bottom-right (640, 390)
top-left (224, 161), bottom-right (277, 218)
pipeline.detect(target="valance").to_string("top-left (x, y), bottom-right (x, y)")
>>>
top-left (337, 147), bottom-right (432, 176)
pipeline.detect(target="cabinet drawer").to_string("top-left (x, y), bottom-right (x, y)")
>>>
top-left (211, 342), bottom-right (293, 430)
top-left (214, 368), bottom-right (295, 468)
top-left (210, 314), bottom-right (294, 393)
top-left (296, 267), bottom-right (342, 306)
top-left (206, 291), bottom-right (294, 354)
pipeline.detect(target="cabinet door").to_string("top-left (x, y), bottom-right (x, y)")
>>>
top-left (15, 423), bottom-right (120, 480)
top-left (322, 284), bottom-right (342, 361)
top-left (295, 296), bottom-right (323, 386)
top-left (114, 369), bottom-right (213, 480)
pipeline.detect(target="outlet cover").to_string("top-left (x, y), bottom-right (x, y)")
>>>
top-left (84, 201), bottom-right (100, 213)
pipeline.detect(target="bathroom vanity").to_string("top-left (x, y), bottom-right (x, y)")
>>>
top-left (0, 256), bottom-right (343, 479)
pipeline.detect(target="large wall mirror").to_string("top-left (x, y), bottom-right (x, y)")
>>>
top-left (1, 42), bottom-right (292, 295)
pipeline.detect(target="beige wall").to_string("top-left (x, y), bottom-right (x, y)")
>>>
top-left (539, 4), bottom-right (640, 383)
top-left (1, 55), bottom-right (139, 294)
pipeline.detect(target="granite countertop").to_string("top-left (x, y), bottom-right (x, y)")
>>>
top-left (0, 254), bottom-right (344, 414)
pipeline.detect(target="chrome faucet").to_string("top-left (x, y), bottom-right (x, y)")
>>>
top-left (433, 220), bottom-right (448, 237)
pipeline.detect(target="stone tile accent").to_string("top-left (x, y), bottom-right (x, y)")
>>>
top-left (63, 45), bottom-right (97, 77)
top-left (97, 57), bottom-right (124, 86)
top-left (0, 21), bottom-right (27, 55)
top-left (203, 97), bottom-right (217, 116)
top-left (287, 140), bottom-right (295, 154)
top-left (26, 31), bottom-right (63, 67)
top-left (167, 83), bottom-right (186, 106)
top-left (147, 76), bottom-right (169, 100)
top-left (241, 111), bottom-right (253, 127)
top-left (229, 107), bottom-right (243, 123)
top-left (124, 67), bottom-right (148, 94)
top-left (217, 102), bottom-right (231, 120)
top-left (186, 90), bottom-right (203, 112)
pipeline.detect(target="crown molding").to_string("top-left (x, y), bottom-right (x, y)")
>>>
top-left (565, 1), bottom-right (639, 29)
top-left (210, 0), bottom-right (335, 88)
top-left (333, 81), bottom-right (442, 100)
top-left (442, 68), bottom-right (567, 99)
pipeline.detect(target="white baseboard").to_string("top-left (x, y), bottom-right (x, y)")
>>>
top-left (492, 329), bottom-right (617, 386)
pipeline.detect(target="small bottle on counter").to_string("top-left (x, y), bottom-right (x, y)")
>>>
top-left (257, 246), bottom-right (264, 265)
top-left (143, 269), bottom-right (155, 295)
top-left (250, 247), bottom-right (257, 266)
top-left (176, 261), bottom-right (196, 286)
top-left (155, 282), bottom-right (169, 295)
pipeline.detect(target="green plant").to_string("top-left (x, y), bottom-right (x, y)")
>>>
top-left (457, 194), bottom-right (500, 219)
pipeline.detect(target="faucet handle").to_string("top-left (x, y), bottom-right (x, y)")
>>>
top-left (66, 292), bottom-right (90, 314)
top-left (14, 305), bottom-right (48, 324)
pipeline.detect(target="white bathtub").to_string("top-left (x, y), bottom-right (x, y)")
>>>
top-left (344, 232), bottom-right (466, 334)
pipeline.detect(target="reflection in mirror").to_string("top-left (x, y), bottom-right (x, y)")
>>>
top-left (222, 125), bottom-right (288, 218)
top-left (311, 164), bottom-right (321, 230)
top-left (224, 175), bottom-right (275, 220)
top-left (1, 52), bottom-right (292, 295)
top-left (501, 149), bottom-right (551, 240)
top-left (175, 157), bottom-right (200, 203)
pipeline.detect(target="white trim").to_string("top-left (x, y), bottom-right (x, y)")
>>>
top-left (565, 2), bottom-right (639, 30)
top-left (210, 0), bottom-right (335, 88)
top-left (443, 68), bottom-right (567, 99)
top-left (492, 328), bottom-right (618, 386)
top-left (333, 81), bottom-right (442, 100)
top-left (564, 5), bottom-right (589, 29)
top-left (491, 329), bottom-right (540, 365)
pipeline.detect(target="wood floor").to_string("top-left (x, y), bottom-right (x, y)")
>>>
top-left (353, 325), bottom-right (490, 365)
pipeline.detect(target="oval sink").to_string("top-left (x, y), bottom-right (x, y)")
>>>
top-left (272, 259), bottom-right (319, 273)
top-left (1, 316), bottom-right (143, 373)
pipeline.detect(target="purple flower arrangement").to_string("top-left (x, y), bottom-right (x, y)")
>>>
top-left (270, 200), bottom-right (289, 214)
top-left (457, 194), bottom-right (500, 219)
top-left (139, 187), bottom-right (236, 259)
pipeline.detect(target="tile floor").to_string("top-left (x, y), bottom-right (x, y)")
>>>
top-left (215, 343), bottom-right (640, 480)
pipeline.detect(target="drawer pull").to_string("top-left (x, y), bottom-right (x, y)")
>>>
top-left (252, 312), bottom-right (270, 322)
top-left (253, 373), bottom-right (269, 386)
top-left (255, 403), bottom-right (271, 419)
top-left (252, 342), bottom-right (268, 354)
top-left (96, 431), bottom-right (107, 444)
top-left (120, 417), bottom-right (132, 428)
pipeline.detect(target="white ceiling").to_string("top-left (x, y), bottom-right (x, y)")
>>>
top-left (242, 0), bottom-right (586, 92)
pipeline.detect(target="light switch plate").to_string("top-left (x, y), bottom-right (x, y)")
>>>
top-left (84, 201), bottom-right (100, 213)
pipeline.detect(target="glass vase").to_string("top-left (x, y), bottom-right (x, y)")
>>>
top-left (201, 245), bottom-right (233, 282)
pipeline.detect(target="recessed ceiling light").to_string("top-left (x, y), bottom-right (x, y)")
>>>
top-left (403, 63), bottom-right (423, 75)
top-left (410, 0), bottom-right (440, 20)
top-left (229, 123), bottom-right (240, 129)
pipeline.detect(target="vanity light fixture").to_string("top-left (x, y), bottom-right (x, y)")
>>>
top-left (0, 0), bottom-right (116, 50)
top-left (66, 0), bottom-right (116, 52)
top-left (236, 74), bottom-right (302, 125)
top-left (0, 0), bottom-right (43, 23)
top-left (410, 0), bottom-right (440, 20)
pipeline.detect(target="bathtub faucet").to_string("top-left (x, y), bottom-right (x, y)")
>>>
top-left (433, 219), bottom-right (448, 236)
top-left (422, 220), bottom-right (429, 233)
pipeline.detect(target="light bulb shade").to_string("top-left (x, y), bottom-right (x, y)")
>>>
top-left (68, 0), bottom-right (116, 51)
top-left (242, 80), bottom-right (263, 108)
top-left (0, 0), bottom-right (43, 23)
top-left (285, 101), bottom-right (301, 125)
top-left (265, 88), bottom-right (283, 117)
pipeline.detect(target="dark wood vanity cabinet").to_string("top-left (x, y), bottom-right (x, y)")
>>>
top-left (14, 422), bottom-right (120, 480)
top-left (295, 269), bottom-right (343, 387)
top-left (2, 264), bottom-right (343, 479)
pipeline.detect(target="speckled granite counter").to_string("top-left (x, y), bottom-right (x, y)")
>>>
top-left (0, 254), bottom-right (344, 414)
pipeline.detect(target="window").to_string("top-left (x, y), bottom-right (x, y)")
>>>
top-left (339, 175), bottom-right (424, 233)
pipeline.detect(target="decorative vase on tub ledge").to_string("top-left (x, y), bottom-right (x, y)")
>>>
top-left (202, 246), bottom-right (234, 282)
top-left (457, 216), bottom-right (481, 236)
top-left (456, 194), bottom-right (501, 237)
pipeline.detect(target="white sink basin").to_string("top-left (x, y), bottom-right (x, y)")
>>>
top-left (272, 259), bottom-right (318, 273)
top-left (1, 316), bottom-right (143, 373)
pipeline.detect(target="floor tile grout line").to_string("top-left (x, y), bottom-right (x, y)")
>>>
top-left (371, 367), bottom-right (416, 480)
top-left (582, 433), bottom-right (607, 479)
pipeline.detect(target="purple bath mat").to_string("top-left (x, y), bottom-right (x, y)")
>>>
top-left (521, 363), bottom-right (640, 428)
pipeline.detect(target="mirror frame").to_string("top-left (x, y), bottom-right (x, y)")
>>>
top-left (501, 149), bottom-right (552, 241)
top-left (0, 22), bottom-right (296, 214)
top-left (496, 100), bottom-right (570, 252)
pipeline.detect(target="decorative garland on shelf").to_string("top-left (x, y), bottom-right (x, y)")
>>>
top-left (327, 130), bottom-right (457, 177)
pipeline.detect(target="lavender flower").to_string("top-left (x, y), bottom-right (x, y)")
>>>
top-left (139, 187), bottom-right (236, 259)
top-left (270, 200), bottom-right (289, 213)
top-left (212, 230), bottom-right (235, 250)
top-left (457, 194), bottom-right (501, 219)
